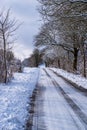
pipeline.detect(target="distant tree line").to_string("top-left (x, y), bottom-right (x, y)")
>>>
top-left (23, 49), bottom-right (42, 67)
top-left (33, 0), bottom-right (87, 77)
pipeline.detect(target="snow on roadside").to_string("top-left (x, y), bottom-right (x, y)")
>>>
top-left (52, 68), bottom-right (87, 89)
top-left (0, 67), bottom-right (39, 130)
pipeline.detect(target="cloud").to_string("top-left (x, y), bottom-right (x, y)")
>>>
top-left (13, 43), bottom-right (33, 61)
top-left (0, 0), bottom-right (40, 60)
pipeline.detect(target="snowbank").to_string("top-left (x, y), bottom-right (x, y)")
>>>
top-left (52, 68), bottom-right (87, 89)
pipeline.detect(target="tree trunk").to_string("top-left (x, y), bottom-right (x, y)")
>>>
top-left (3, 32), bottom-right (7, 83)
top-left (35, 54), bottom-right (39, 67)
top-left (4, 53), bottom-right (7, 83)
top-left (73, 48), bottom-right (79, 71)
top-left (57, 58), bottom-right (60, 68)
top-left (83, 49), bottom-right (86, 77)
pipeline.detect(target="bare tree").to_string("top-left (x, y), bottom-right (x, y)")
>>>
top-left (0, 9), bottom-right (20, 83)
top-left (37, 0), bottom-right (87, 75)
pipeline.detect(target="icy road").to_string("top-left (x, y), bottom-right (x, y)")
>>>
top-left (32, 68), bottom-right (87, 130)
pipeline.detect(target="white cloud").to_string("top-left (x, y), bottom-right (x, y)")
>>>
top-left (0, 0), bottom-right (40, 60)
top-left (13, 43), bottom-right (33, 61)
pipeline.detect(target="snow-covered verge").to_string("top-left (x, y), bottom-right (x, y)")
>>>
top-left (0, 67), bottom-right (39, 130)
top-left (51, 68), bottom-right (87, 89)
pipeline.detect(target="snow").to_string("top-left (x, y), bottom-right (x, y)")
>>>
top-left (51, 68), bottom-right (87, 89)
top-left (70, 0), bottom-right (87, 2)
top-left (38, 63), bottom-right (46, 68)
top-left (46, 69), bottom-right (87, 116)
top-left (0, 67), bottom-right (39, 130)
top-left (33, 68), bottom-right (86, 130)
top-left (0, 67), bottom-right (87, 130)
top-left (38, 45), bottom-right (47, 52)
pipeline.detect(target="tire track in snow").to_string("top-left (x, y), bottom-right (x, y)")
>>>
top-left (25, 69), bottom-right (47, 130)
top-left (32, 84), bottom-right (47, 130)
top-left (25, 69), bottom-right (38, 130)
top-left (42, 68), bottom-right (85, 130)
top-left (43, 68), bottom-right (87, 128)
top-left (49, 69), bottom-right (87, 115)
top-left (50, 69), bottom-right (87, 93)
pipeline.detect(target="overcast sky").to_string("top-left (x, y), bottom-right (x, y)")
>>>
top-left (0, 0), bottom-right (41, 60)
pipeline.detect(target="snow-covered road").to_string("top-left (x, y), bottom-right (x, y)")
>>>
top-left (0, 67), bottom-right (87, 130)
top-left (32, 68), bottom-right (87, 130)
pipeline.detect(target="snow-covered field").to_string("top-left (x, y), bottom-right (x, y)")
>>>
top-left (0, 68), bottom-right (39, 130)
top-left (52, 68), bottom-right (87, 89)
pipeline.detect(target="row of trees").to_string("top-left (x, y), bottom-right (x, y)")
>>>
top-left (23, 49), bottom-right (42, 67)
top-left (0, 9), bottom-right (21, 83)
top-left (34, 0), bottom-right (87, 77)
